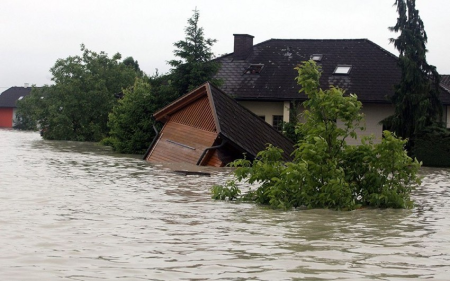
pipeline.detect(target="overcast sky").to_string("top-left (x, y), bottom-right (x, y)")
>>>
top-left (1, 0), bottom-right (449, 89)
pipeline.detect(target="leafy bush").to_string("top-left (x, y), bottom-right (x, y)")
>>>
top-left (106, 78), bottom-right (160, 154)
top-left (211, 181), bottom-right (241, 201)
top-left (212, 61), bottom-right (421, 210)
top-left (16, 46), bottom-right (139, 141)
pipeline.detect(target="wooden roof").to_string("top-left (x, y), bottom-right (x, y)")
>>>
top-left (152, 83), bottom-right (294, 161)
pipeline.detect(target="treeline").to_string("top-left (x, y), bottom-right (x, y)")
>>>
top-left (16, 9), bottom-right (220, 154)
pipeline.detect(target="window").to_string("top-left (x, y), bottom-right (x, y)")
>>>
top-left (272, 115), bottom-right (283, 132)
top-left (310, 54), bottom-right (323, 62)
top-left (334, 65), bottom-right (352, 75)
top-left (244, 64), bottom-right (264, 74)
top-left (258, 115), bottom-right (266, 121)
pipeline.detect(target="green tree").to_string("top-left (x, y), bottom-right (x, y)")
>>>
top-left (123, 56), bottom-right (144, 76)
top-left (168, 8), bottom-right (221, 95)
top-left (17, 45), bottom-right (139, 141)
top-left (106, 76), bottom-right (176, 154)
top-left (212, 61), bottom-right (421, 210)
top-left (14, 86), bottom-right (47, 130)
top-left (384, 0), bottom-right (442, 150)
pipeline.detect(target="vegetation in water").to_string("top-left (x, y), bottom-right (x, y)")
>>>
top-left (104, 71), bottom-right (180, 154)
top-left (15, 8), bottom-right (221, 153)
top-left (15, 45), bottom-right (140, 141)
top-left (212, 61), bottom-right (421, 210)
top-left (105, 78), bottom-right (155, 154)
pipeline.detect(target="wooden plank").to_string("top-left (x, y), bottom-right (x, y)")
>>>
top-left (147, 121), bottom-right (217, 164)
top-left (170, 96), bottom-right (216, 132)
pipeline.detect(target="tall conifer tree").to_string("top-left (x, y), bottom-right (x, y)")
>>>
top-left (168, 8), bottom-right (221, 95)
top-left (386, 0), bottom-right (442, 150)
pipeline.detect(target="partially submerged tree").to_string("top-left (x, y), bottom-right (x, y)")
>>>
top-left (168, 8), bottom-right (221, 95)
top-left (212, 61), bottom-right (421, 210)
top-left (16, 45), bottom-right (139, 141)
top-left (14, 86), bottom-right (47, 131)
top-left (106, 79), bottom-right (154, 154)
top-left (383, 0), bottom-right (442, 150)
top-left (105, 74), bottom-right (177, 154)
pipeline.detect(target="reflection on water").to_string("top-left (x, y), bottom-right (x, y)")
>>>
top-left (1, 129), bottom-right (449, 280)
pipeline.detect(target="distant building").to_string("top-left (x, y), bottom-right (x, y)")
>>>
top-left (0, 86), bottom-right (32, 128)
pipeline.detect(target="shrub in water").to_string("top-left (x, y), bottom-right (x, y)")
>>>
top-left (212, 61), bottom-right (421, 210)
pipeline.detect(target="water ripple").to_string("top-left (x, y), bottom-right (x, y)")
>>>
top-left (1, 129), bottom-right (450, 280)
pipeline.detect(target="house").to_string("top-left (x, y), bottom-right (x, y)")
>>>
top-left (214, 34), bottom-right (450, 144)
top-left (144, 82), bottom-right (294, 167)
top-left (0, 86), bottom-right (32, 128)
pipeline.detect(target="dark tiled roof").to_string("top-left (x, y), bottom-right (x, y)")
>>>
top-left (441, 74), bottom-right (450, 88)
top-left (207, 83), bottom-right (294, 161)
top-left (0, 87), bottom-right (32, 108)
top-left (215, 39), bottom-right (401, 104)
top-left (440, 75), bottom-right (450, 104)
top-left (441, 75), bottom-right (450, 91)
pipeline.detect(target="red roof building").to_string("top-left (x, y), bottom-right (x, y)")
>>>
top-left (0, 87), bottom-right (32, 128)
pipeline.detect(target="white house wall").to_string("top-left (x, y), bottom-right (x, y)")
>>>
top-left (446, 105), bottom-right (450, 128)
top-left (241, 101), bottom-right (394, 145)
top-left (340, 103), bottom-right (394, 145)
top-left (238, 101), bottom-right (285, 125)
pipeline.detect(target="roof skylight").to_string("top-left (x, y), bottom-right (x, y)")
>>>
top-left (310, 54), bottom-right (323, 62)
top-left (334, 65), bottom-right (352, 75)
top-left (244, 64), bottom-right (264, 74)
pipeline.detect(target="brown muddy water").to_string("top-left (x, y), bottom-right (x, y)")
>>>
top-left (1, 129), bottom-right (449, 280)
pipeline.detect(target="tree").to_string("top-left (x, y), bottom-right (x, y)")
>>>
top-left (16, 45), bottom-right (139, 141)
top-left (384, 0), bottom-right (442, 151)
top-left (14, 86), bottom-right (47, 131)
top-left (212, 61), bottom-right (421, 210)
top-left (168, 8), bottom-right (221, 95)
top-left (106, 75), bottom-right (176, 154)
top-left (123, 56), bottom-right (144, 76)
top-left (106, 79), bottom-right (154, 154)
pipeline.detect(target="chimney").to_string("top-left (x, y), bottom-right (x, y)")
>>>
top-left (24, 83), bottom-right (29, 88)
top-left (233, 34), bottom-right (254, 60)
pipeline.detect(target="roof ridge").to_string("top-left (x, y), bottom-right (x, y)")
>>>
top-left (251, 38), bottom-right (372, 48)
top-left (362, 39), bottom-right (399, 60)
top-left (204, 82), bottom-right (221, 133)
top-left (269, 38), bottom-right (369, 41)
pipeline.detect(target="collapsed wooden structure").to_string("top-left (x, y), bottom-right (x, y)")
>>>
top-left (143, 82), bottom-right (294, 167)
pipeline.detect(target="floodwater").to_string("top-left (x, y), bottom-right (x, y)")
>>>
top-left (1, 129), bottom-right (449, 281)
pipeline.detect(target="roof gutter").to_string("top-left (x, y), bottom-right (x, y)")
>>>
top-left (196, 139), bottom-right (228, 166)
top-left (142, 125), bottom-right (160, 160)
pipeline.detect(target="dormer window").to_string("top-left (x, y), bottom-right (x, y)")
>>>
top-left (334, 65), bottom-right (352, 75)
top-left (311, 54), bottom-right (323, 62)
top-left (244, 64), bottom-right (264, 74)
